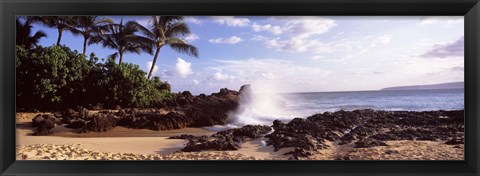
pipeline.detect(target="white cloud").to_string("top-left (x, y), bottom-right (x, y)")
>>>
top-left (310, 55), bottom-right (325, 61)
top-left (208, 36), bottom-right (243, 44)
top-left (185, 33), bottom-right (199, 42)
top-left (310, 54), bottom-right (355, 63)
top-left (185, 17), bottom-right (202, 25)
top-left (260, 72), bottom-right (276, 79)
top-left (175, 58), bottom-right (193, 78)
top-left (308, 34), bottom-right (394, 57)
top-left (300, 33), bottom-right (395, 64)
top-left (193, 79), bottom-right (200, 85)
top-left (146, 61), bottom-right (159, 76)
top-left (208, 38), bottom-right (223, 44)
top-left (213, 72), bottom-right (235, 81)
top-left (418, 16), bottom-right (463, 27)
top-left (212, 16), bottom-right (250, 27)
top-left (252, 23), bottom-right (283, 35)
top-left (255, 17), bottom-right (337, 53)
top-left (161, 70), bottom-right (174, 77)
top-left (420, 36), bottom-right (464, 58)
top-left (250, 35), bottom-right (268, 41)
top-left (270, 26), bottom-right (282, 35)
top-left (376, 35), bottom-right (392, 44)
top-left (265, 37), bottom-right (325, 53)
top-left (282, 17), bottom-right (336, 39)
top-left (217, 58), bottom-right (330, 92)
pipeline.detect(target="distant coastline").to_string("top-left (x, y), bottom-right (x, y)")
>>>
top-left (381, 82), bottom-right (464, 91)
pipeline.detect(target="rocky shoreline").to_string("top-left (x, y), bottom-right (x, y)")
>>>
top-left (20, 85), bottom-right (464, 160)
top-left (17, 109), bottom-right (465, 160)
top-left (30, 86), bottom-right (246, 136)
top-left (167, 109), bottom-right (464, 160)
top-left (265, 109), bottom-right (464, 159)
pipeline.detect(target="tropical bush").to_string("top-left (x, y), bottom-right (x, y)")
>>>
top-left (16, 45), bottom-right (171, 111)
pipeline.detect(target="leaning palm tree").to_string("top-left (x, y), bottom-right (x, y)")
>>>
top-left (129, 16), bottom-right (198, 79)
top-left (16, 17), bottom-right (47, 49)
top-left (90, 18), bottom-right (153, 64)
top-left (70, 16), bottom-right (114, 55)
top-left (36, 16), bottom-right (76, 45)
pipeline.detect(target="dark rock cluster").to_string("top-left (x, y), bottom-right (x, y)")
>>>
top-left (32, 114), bottom-right (59, 136)
top-left (116, 110), bottom-right (190, 131)
top-left (79, 113), bottom-right (118, 133)
top-left (266, 109), bottom-right (464, 159)
top-left (170, 125), bottom-right (272, 152)
top-left (266, 118), bottom-right (330, 159)
top-left (445, 137), bottom-right (464, 145)
top-left (30, 87), bottom-right (243, 135)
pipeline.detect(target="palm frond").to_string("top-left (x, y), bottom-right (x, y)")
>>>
top-left (95, 17), bottom-right (114, 25)
top-left (165, 22), bottom-right (190, 38)
top-left (165, 38), bottom-right (187, 45)
top-left (29, 30), bottom-right (47, 47)
top-left (107, 52), bottom-right (119, 60)
top-left (168, 43), bottom-right (198, 58)
top-left (16, 18), bottom-right (46, 48)
top-left (126, 21), bottom-right (155, 39)
top-left (159, 16), bottom-right (183, 28)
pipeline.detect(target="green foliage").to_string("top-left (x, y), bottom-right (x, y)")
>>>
top-left (101, 59), bottom-right (171, 108)
top-left (16, 45), bottom-right (89, 110)
top-left (16, 45), bottom-right (171, 111)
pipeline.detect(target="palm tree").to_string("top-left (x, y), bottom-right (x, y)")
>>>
top-left (71, 16), bottom-right (114, 55)
top-left (129, 16), bottom-right (198, 79)
top-left (16, 17), bottom-right (47, 49)
top-left (90, 18), bottom-right (153, 64)
top-left (37, 16), bottom-right (76, 45)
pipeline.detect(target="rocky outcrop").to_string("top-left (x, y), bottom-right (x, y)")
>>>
top-left (265, 118), bottom-right (330, 159)
top-left (32, 114), bottom-right (58, 136)
top-left (65, 119), bottom-right (87, 129)
top-left (56, 106), bottom-right (89, 127)
top-left (445, 137), bottom-right (464, 145)
top-left (185, 88), bottom-right (240, 127)
top-left (116, 110), bottom-right (191, 131)
top-left (265, 109), bottom-right (464, 159)
top-left (121, 87), bottom-right (241, 128)
top-left (50, 87), bottom-right (243, 134)
top-left (79, 113), bottom-right (118, 133)
top-left (170, 125), bottom-right (272, 152)
top-left (32, 114), bottom-right (60, 127)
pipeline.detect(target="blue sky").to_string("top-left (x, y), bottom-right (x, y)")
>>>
top-left (31, 16), bottom-right (464, 94)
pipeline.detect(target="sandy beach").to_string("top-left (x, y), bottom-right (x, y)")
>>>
top-left (16, 112), bottom-right (464, 160)
top-left (17, 112), bottom-right (290, 160)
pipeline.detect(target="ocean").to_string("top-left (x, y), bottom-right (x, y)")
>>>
top-left (281, 88), bottom-right (464, 118)
top-left (219, 88), bottom-right (465, 128)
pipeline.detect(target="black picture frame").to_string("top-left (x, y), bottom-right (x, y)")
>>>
top-left (1, 0), bottom-right (479, 175)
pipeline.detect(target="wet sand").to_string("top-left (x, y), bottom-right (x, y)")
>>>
top-left (336, 140), bottom-right (464, 160)
top-left (16, 125), bottom-right (288, 160)
top-left (16, 112), bottom-right (288, 159)
top-left (16, 112), bottom-right (464, 160)
top-left (17, 125), bottom-right (188, 155)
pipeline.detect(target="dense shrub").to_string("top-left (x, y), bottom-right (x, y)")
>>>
top-left (16, 45), bottom-right (171, 111)
top-left (16, 45), bottom-right (90, 110)
top-left (101, 59), bottom-right (172, 108)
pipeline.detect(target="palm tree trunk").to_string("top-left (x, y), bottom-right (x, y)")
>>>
top-left (56, 29), bottom-right (63, 45)
top-left (148, 47), bottom-right (161, 80)
top-left (119, 51), bottom-right (124, 65)
top-left (82, 37), bottom-right (87, 56)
